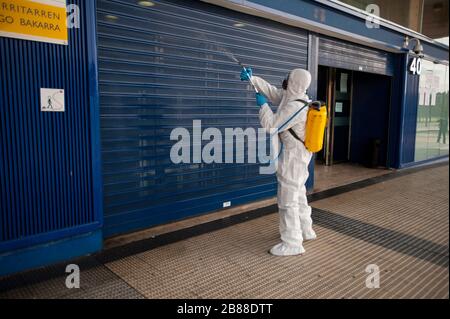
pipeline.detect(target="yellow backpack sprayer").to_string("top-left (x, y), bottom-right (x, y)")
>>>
top-left (277, 99), bottom-right (327, 153)
top-left (303, 101), bottom-right (327, 153)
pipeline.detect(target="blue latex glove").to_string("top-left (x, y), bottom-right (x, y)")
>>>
top-left (240, 67), bottom-right (252, 81)
top-left (256, 93), bottom-right (268, 107)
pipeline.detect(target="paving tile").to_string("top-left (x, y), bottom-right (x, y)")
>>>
top-left (1, 165), bottom-right (448, 299)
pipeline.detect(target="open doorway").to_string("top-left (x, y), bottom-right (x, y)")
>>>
top-left (314, 65), bottom-right (392, 191)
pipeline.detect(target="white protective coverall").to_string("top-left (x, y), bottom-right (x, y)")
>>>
top-left (252, 69), bottom-right (316, 256)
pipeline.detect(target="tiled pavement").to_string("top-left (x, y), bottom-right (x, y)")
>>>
top-left (0, 164), bottom-right (448, 299)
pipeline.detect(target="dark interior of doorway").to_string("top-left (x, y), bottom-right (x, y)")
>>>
top-left (315, 65), bottom-right (392, 168)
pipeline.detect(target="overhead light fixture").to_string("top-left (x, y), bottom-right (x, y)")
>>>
top-left (105, 15), bottom-right (119, 21)
top-left (402, 36), bottom-right (424, 56)
top-left (233, 22), bottom-right (245, 27)
top-left (138, 1), bottom-right (155, 6)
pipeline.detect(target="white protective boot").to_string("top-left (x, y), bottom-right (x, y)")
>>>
top-left (270, 242), bottom-right (305, 256)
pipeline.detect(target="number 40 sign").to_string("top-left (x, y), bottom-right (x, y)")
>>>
top-left (409, 57), bottom-right (423, 75)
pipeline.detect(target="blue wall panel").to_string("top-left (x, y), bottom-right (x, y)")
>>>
top-left (97, 0), bottom-right (309, 236)
top-left (0, 0), bottom-right (102, 265)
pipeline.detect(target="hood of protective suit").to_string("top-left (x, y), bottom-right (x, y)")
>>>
top-left (285, 68), bottom-right (311, 102)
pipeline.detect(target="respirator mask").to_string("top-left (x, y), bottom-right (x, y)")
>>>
top-left (282, 72), bottom-right (290, 90)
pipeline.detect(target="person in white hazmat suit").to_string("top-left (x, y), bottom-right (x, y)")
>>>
top-left (241, 68), bottom-right (317, 256)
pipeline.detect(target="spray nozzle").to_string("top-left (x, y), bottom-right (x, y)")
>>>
top-left (218, 47), bottom-right (258, 93)
top-left (241, 66), bottom-right (258, 93)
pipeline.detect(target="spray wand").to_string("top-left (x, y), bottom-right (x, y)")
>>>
top-left (224, 51), bottom-right (259, 93)
top-left (240, 63), bottom-right (259, 93)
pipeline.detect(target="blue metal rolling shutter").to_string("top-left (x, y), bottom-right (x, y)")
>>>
top-left (97, 0), bottom-right (308, 236)
top-left (319, 36), bottom-right (395, 76)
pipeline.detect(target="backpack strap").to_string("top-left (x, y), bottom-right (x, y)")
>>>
top-left (288, 127), bottom-right (305, 144)
top-left (285, 99), bottom-right (309, 145)
top-left (295, 98), bottom-right (310, 105)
